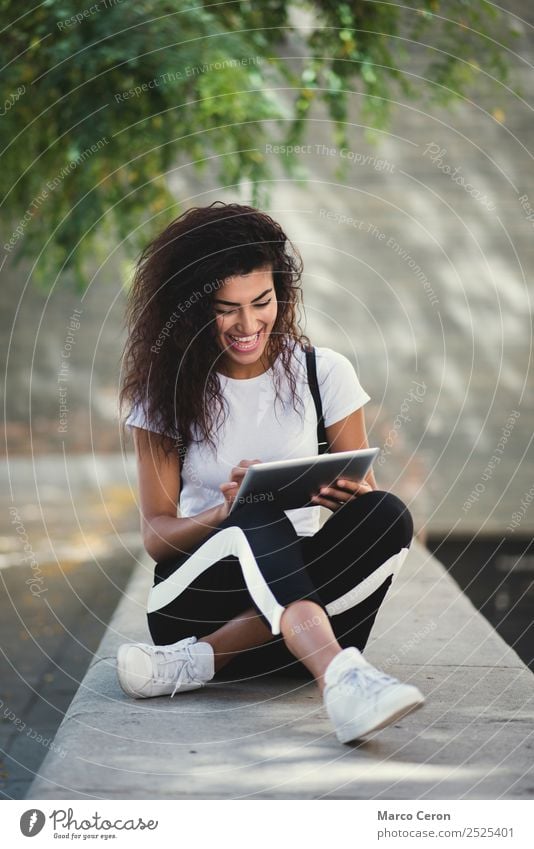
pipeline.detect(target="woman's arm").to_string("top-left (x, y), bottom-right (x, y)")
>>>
top-left (326, 404), bottom-right (378, 487)
top-left (325, 406), bottom-right (378, 489)
top-left (132, 426), bottom-right (227, 562)
top-left (310, 406), bottom-right (378, 510)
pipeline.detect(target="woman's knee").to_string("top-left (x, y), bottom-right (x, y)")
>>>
top-left (366, 489), bottom-right (414, 548)
top-left (339, 489), bottom-right (414, 550)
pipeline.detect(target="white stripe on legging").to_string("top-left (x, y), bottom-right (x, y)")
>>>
top-left (325, 547), bottom-right (410, 617)
top-left (146, 525), bottom-right (286, 635)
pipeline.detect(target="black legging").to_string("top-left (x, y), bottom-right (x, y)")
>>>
top-left (147, 490), bottom-right (414, 678)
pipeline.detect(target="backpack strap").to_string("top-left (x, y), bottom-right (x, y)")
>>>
top-left (304, 344), bottom-right (329, 455)
top-left (177, 434), bottom-right (187, 494)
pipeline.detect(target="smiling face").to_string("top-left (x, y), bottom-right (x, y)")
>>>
top-left (212, 266), bottom-right (278, 378)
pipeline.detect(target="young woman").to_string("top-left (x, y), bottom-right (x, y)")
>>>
top-left (117, 201), bottom-right (424, 744)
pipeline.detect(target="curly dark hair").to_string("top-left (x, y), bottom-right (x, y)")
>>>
top-left (119, 201), bottom-right (311, 458)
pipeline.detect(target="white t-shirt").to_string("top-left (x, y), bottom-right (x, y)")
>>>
top-left (125, 343), bottom-right (371, 536)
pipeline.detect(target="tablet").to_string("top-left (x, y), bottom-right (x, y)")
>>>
top-left (228, 447), bottom-right (380, 514)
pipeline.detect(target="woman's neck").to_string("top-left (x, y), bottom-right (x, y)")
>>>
top-left (218, 349), bottom-right (273, 380)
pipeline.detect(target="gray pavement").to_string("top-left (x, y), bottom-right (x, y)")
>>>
top-left (0, 455), bottom-right (142, 799)
top-left (26, 542), bottom-right (534, 800)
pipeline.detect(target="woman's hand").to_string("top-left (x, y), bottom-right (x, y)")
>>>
top-left (218, 459), bottom-right (262, 520)
top-left (310, 477), bottom-right (374, 512)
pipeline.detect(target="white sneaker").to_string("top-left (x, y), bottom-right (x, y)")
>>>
top-left (324, 647), bottom-right (425, 743)
top-left (117, 636), bottom-right (214, 699)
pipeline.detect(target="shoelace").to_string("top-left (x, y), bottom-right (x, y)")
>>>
top-left (338, 666), bottom-right (397, 698)
top-left (151, 646), bottom-right (197, 698)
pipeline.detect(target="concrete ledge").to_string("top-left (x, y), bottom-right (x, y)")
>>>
top-left (26, 542), bottom-right (534, 799)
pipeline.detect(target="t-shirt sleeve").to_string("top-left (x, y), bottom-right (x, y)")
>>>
top-left (315, 347), bottom-right (371, 427)
top-left (124, 401), bottom-right (167, 434)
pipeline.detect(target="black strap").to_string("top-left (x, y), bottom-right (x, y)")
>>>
top-left (177, 433), bottom-right (187, 493)
top-left (304, 344), bottom-right (329, 455)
